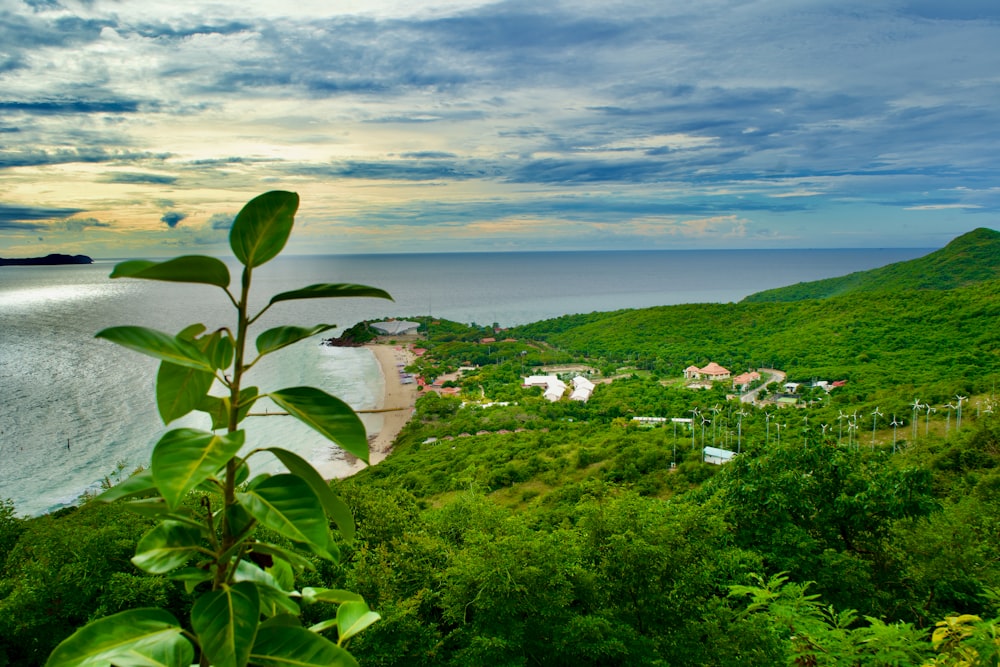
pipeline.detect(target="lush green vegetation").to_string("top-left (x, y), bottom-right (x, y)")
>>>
top-left (4, 227), bottom-right (1000, 665)
top-left (26, 192), bottom-right (386, 667)
top-left (744, 227), bottom-right (1000, 302)
top-left (510, 277), bottom-right (1000, 405)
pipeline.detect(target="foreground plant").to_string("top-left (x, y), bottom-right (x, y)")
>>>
top-left (46, 191), bottom-right (390, 667)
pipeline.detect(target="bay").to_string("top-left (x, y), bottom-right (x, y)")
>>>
top-left (0, 247), bottom-right (928, 515)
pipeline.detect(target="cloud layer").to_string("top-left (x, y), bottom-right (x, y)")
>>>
top-left (1, 0), bottom-right (998, 255)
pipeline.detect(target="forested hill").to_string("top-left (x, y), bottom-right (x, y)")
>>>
top-left (0, 253), bottom-right (93, 266)
top-left (743, 226), bottom-right (1000, 303)
top-left (511, 276), bottom-right (1000, 399)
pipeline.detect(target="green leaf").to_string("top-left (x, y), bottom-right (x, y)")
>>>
top-left (250, 625), bottom-right (359, 667)
top-left (230, 191), bottom-right (299, 268)
top-left (191, 581), bottom-right (260, 667)
top-left (336, 600), bottom-right (380, 644)
top-left (119, 498), bottom-right (171, 519)
top-left (96, 326), bottom-right (213, 372)
top-left (248, 543), bottom-right (316, 573)
top-left (266, 447), bottom-right (355, 542)
top-left (256, 324), bottom-right (336, 356)
top-left (267, 556), bottom-right (295, 592)
top-left (110, 255), bottom-right (231, 288)
top-left (113, 636), bottom-right (195, 667)
top-left (236, 475), bottom-right (332, 557)
top-left (152, 428), bottom-right (246, 510)
top-left (156, 361), bottom-right (214, 424)
top-left (260, 614), bottom-right (302, 630)
top-left (269, 283), bottom-right (393, 306)
top-left (199, 395), bottom-right (229, 430)
top-left (45, 608), bottom-right (190, 667)
top-left (199, 329), bottom-right (235, 371)
top-left (177, 323), bottom-right (207, 340)
top-left (166, 567), bottom-right (213, 585)
top-left (97, 468), bottom-right (157, 502)
top-left (268, 387), bottom-right (369, 463)
top-left (201, 387), bottom-right (259, 430)
top-left (233, 560), bottom-right (300, 617)
top-left (301, 588), bottom-right (363, 606)
top-left (131, 520), bottom-right (203, 574)
top-left (226, 496), bottom-right (256, 537)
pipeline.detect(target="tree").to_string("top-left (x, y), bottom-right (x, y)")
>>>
top-left (46, 192), bottom-right (387, 667)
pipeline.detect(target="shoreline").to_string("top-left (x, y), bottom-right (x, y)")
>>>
top-left (365, 343), bottom-right (418, 465)
top-left (312, 342), bottom-right (418, 480)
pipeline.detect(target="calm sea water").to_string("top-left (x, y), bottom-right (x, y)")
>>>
top-left (0, 248), bottom-right (928, 515)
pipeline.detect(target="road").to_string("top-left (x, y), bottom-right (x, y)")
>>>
top-left (741, 368), bottom-right (786, 404)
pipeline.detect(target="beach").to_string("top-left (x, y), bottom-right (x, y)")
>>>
top-left (365, 343), bottom-right (419, 464)
top-left (309, 342), bottom-right (417, 480)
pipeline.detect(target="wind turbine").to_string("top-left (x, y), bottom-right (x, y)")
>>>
top-left (925, 404), bottom-right (936, 435)
top-left (764, 411), bottom-right (773, 446)
top-left (890, 416), bottom-right (902, 453)
top-left (737, 410), bottom-right (747, 453)
top-left (956, 395), bottom-right (967, 431)
top-left (701, 416), bottom-right (711, 449)
top-left (871, 407), bottom-right (883, 449)
top-left (689, 408), bottom-right (700, 450)
top-left (943, 403), bottom-right (957, 436)
top-left (711, 404), bottom-right (721, 446)
top-left (837, 410), bottom-right (847, 445)
top-left (911, 398), bottom-right (922, 441)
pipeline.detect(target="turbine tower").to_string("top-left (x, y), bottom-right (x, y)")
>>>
top-left (890, 416), bottom-right (903, 453)
top-left (871, 407), bottom-right (883, 449)
top-left (911, 398), bottom-right (922, 441)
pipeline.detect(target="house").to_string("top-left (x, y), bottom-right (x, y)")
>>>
top-left (570, 376), bottom-right (596, 402)
top-left (684, 362), bottom-right (731, 381)
top-left (732, 371), bottom-right (761, 392)
top-left (543, 379), bottom-right (567, 402)
top-left (703, 446), bottom-right (736, 465)
top-left (523, 375), bottom-right (567, 402)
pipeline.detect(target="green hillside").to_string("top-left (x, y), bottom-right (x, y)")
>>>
top-left (8, 231), bottom-right (1000, 666)
top-left (743, 226), bottom-right (1000, 302)
top-left (511, 277), bottom-right (1000, 402)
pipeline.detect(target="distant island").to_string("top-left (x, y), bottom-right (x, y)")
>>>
top-left (0, 253), bottom-right (93, 266)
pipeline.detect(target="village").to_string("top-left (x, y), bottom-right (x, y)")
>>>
top-left (365, 319), bottom-right (855, 467)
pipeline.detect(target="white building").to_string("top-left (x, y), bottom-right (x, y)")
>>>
top-left (370, 320), bottom-right (421, 335)
top-left (703, 446), bottom-right (736, 465)
top-left (523, 375), bottom-right (567, 402)
top-left (570, 376), bottom-right (596, 402)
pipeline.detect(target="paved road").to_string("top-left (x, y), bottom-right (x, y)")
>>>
top-left (741, 368), bottom-right (786, 404)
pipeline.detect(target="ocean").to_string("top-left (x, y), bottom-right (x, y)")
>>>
top-left (0, 248), bottom-right (928, 515)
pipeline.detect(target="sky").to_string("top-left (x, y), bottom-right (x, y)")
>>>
top-left (1, 0), bottom-right (999, 257)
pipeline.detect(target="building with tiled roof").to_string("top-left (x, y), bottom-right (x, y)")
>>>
top-left (684, 362), bottom-right (731, 381)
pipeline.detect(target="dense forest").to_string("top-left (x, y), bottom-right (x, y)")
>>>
top-left (3, 228), bottom-right (1000, 666)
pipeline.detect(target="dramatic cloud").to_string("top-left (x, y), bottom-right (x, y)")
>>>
top-left (0, 203), bottom-right (85, 226)
top-left (209, 213), bottom-right (235, 230)
top-left (0, 0), bottom-right (997, 255)
top-left (161, 211), bottom-right (188, 228)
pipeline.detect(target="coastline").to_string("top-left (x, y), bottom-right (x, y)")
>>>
top-left (365, 343), bottom-right (418, 465)
top-left (311, 343), bottom-right (417, 480)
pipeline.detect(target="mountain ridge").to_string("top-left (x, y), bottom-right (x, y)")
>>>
top-left (742, 227), bottom-right (1000, 302)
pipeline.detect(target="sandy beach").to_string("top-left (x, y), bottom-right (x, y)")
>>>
top-left (310, 343), bottom-right (418, 480)
top-left (365, 343), bottom-right (419, 464)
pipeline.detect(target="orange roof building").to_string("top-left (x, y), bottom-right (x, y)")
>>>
top-left (684, 362), bottom-right (731, 381)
